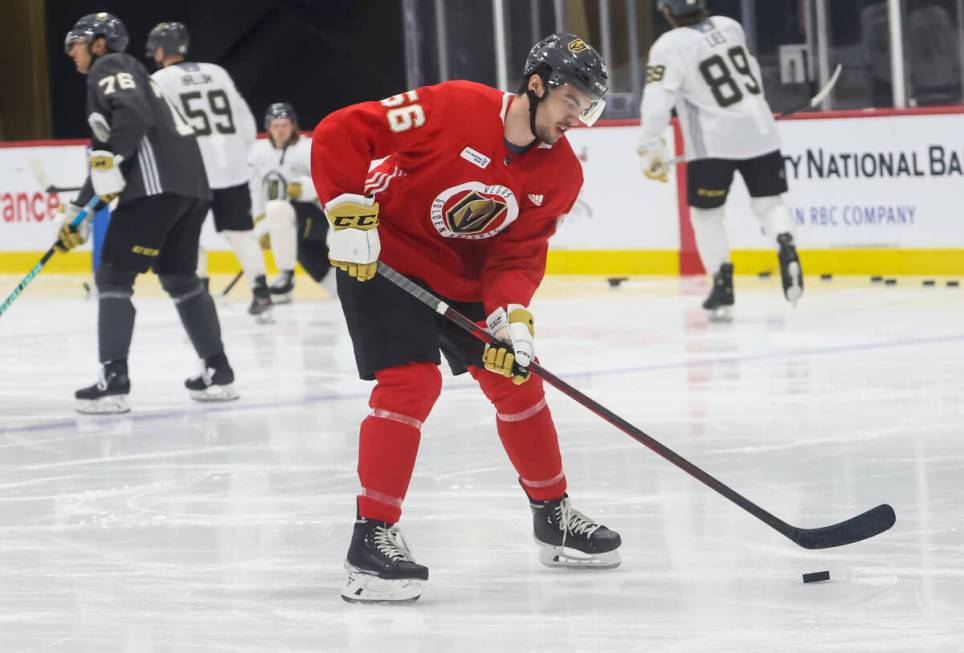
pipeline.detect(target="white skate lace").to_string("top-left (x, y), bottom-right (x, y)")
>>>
top-left (555, 498), bottom-right (602, 548)
top-left (373, 524), bottom-right (414, 562)
top-left (96, 368), bottom-right (109, 391)
top-left (191, 365), bottom-right (215, 387)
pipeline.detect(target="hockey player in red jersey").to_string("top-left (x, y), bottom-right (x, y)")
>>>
top-left (311, 34), bottom-right (620, 604)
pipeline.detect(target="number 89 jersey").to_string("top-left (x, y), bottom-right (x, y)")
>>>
top-left (151, 61), bottom-right (257, 189)
top-left (641, 15), bottom-right (780, 161)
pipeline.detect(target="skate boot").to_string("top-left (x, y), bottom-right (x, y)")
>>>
top-left (531, 493), bottom-right (622, 569)
top-left (702, 263), bottom-right (735, 323)
top-left (248, 275), bottom-right (274, 323)
top-left (75, 360), bottom-right (130, 414)
top-left (342, 516), bottom-right (428, 604)
top-left (777, 233), bottom-right (803, 306)
top-left (184, 352), bottom-right (239, 402)
top-left (269, 270), bottom-right (294, 304)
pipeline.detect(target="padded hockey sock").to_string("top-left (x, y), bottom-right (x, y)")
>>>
top-left (470, 367), bottom-right (567, 500)
top-left (160, 274), bottom-right (225, 360)
top-left (222, 229), bottom-right (267, 286)
top-left (357, 363), bottom-right (442, 523)
top-left (750, 196), bottom-right (795, 242)
top-left (264, 200), bottom-right (297, 272)
top-left (98, 295), bottom-right (136, 364)
top-left (690, 206), bottom-right (731, 274)
top-left (94, 264), bottom-right (137, 364)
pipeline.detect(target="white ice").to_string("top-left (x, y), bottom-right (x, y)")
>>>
top-left (1, 273), bottom-right (962, 652)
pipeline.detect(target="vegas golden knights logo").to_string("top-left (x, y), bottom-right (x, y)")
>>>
top-left (445, 191), bottom-right (508, 235)
top-left (567, 38), bottom-right (588, 54)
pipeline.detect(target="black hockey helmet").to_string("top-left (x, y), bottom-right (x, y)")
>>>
top-left (264, 102), bottom-right (298, 129)
top-left (522, 33), bottom-right (609, 127)
top-left (64, 12), bottom-right (129, 54)
top-left (146, 22), bottom-right (190, 59)
top-left (657, 0), bottom-right (708, 19)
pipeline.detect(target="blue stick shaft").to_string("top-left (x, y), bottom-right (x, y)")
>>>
top-left (0, 196), bottom-right (100, 318)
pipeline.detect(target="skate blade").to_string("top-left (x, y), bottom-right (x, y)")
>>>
top-left (341, 565), bottom-right (423, 604)
top-left (252, 310), bottom-right (275, 324)
top-left (189, 384), bottom-right (239, 402)
top-left (706, 306), bottom-right (733, 323)
top-left (76, 395), bottom-right (130, 415)
top-left (270, 292), bottom-right (293, 304)
top-left (537, 543), bottom-right (621, 569)
top-left (785, 262), bottom-right (803, 307)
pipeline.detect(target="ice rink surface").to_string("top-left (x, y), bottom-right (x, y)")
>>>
top-left (1, 273), bottom-right (962, 652)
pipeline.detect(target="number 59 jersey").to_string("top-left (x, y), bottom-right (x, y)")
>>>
top-left (641, 15), bottom-right (780, 161)
top-left (152, 61), bottom-right (257, 189)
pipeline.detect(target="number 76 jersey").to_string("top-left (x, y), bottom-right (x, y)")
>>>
top-left (152, 61), bottom-right (257, 189)
top-left (641, 15), bottom-right (780, 161)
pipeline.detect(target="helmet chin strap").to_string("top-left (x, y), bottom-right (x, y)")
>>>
top-left (526, 86), bottom-right (545, 145)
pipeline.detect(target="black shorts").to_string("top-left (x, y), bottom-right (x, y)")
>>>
top-left (293, 201), bottom-right (328, 242)
top-left (687, 150), bottom-right (789, 209)
top-left (337, 270), bottom-right (485, 381)
top-left (101, 193), bottom-right (210, 274)
top-left (210, 183), bottom-right (253, 231)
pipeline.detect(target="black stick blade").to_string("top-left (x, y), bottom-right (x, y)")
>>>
top-left (789, 504), bottom-right (896, 550)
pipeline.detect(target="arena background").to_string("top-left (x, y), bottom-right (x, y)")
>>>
top-left (1, 0), bottom-right (962, 276)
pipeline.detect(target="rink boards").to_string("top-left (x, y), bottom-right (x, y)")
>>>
top-left (2, 106), bottom-right (963, 276)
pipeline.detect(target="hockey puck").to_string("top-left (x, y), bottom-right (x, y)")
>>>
top-left (757, 271), bottom-right (772, 279)
top-left (820, 274), bottom-right (833, 281)
top-left (607, 277), bottom-right (628, 288)
top-left (948, 281), bottom-right (961, 288)
top-left (870, 276), bottom-right (883, 283)
top-left (802, 570), bottom-right (831, 584)
top-left (923, 280), bottom-right (936, 287)
top-left (884, 278), bottom-right (898, 286)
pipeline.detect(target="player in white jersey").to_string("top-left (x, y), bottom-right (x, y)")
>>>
top-left (637, 0), bottom-right (803, 321)
top-left (248, 103), bottom-right (331, 303)
top-left (147, 22), bottom-right (272, 320)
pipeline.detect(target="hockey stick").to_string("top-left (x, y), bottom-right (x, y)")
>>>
top-left (376, 262), bottom-right (896, 550)
top-left (667, 63), bottom-right (844, 166)
top-left (221, 270), bottom-right (244, 297)
top-left (27, 156), bottom-right (83, 193)
top-left (781, 63), bottom-right (844, 116)
top-left (0, 195), bottom-right (100, 318)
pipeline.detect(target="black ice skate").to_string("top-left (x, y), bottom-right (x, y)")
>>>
top-left (75, 360), bottom-right (130, 414)
top-left (777, 233), bottom-right (804, 306)
top-left (248, 275), bottom-right (274, 323)
top-left (342, 517), bottom-right (429, 604)
top-left (703, 263), bottom-right (735, 323)
top-left (184, 353), bottom-right (239, 402)
top-left (269, 270), bottom-right (294, 304)
top-left (530, 493), bottom-right (622, 569)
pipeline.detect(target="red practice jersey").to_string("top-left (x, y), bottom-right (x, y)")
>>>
top-left (310, 80), bottom-right (583, 313)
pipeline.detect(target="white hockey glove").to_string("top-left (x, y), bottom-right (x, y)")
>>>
top-left (636, 136), bottom-right (669, 183)
top-left (325, 193), bottom-right (380, 282)
top-left (482, 304), bottom-right (535, 385)
top-left (89, 150), bottom-right (125, 202)
top-left (52, 202), bottom-right (91, 252)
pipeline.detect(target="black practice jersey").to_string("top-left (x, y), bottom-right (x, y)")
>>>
top-left (77, 52), bottom-right (211, 205)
